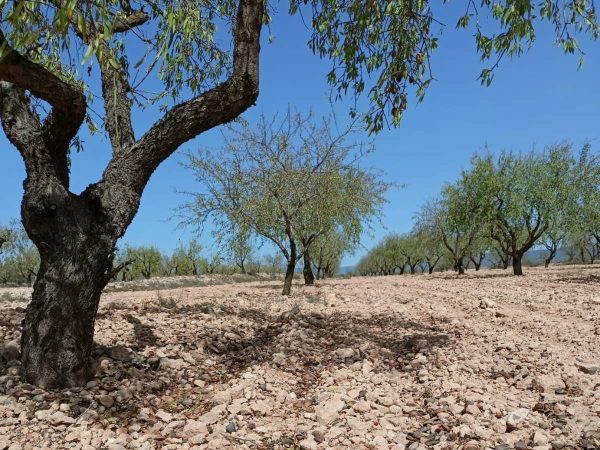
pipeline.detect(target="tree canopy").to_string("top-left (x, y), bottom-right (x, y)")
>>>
top-left (181, 110), bottom-right (388, 294)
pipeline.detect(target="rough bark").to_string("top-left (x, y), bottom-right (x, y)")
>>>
top-left (283, 238), bottom-right (297, 296)
top-left (303, 250), bottom-right (315, 285)
top-left (20, 192), bottom-right (117, 388)
top-left (544, 245), bottom-right (557, 268)
top-left (512, 254), bottom-right (524, 276)
top-left (0, 0), bottom-right (264, 388)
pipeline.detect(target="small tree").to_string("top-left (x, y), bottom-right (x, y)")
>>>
top-left (227, 226), bottom-right (255, 275)
top-left (0, 220), bottom-right (40, 285)
top-left (169, 239), bottom-right (205, 276)
top-left (422, 196), bottom-right (479, 275)
top-left (310, 230), bottom-right (352, 279)
top-left (125, 245), bottom-right (166, 279)
top-left (458, 146), bottom-right (574, 275)
top-left (181, 111), bottom-right (387, 294)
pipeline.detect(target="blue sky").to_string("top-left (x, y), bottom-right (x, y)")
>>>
top-left (1, 4), bottom-right (599, 266)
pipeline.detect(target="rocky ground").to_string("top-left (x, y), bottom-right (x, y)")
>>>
top-left (0, 265), bottom-right (599, 450)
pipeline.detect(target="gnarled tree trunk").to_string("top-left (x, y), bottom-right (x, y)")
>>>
top-left (512, 253), bottom-right (524, 276)
top-left (283, 238), bottom-right (297, 296)
top-left (0, 0), bottom-right (263, 388)
top-left (19, 183), bottom-right (125, 388)
top-left (303, 250), bottom-right (315, 285)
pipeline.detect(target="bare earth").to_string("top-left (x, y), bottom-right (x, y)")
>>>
top-left (1, 265), bottom-right (599, 450)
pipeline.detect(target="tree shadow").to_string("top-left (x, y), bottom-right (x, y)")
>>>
top-left (124, 314), bottom-right (161, 349)
top-left (555, 274), bottom-right (600, 285)
top-left (436, 271), bottom-right (515, 280)
top-left (0, 300), bottom-right (453, 448)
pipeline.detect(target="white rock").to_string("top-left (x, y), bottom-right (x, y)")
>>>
top-left (49, 411), bottom-right (75, 426)
top-left (315, 397), bottom-right (345, 425)
top-left (505, 408), bottom-right (529, 428)
top-left (155, 409), bottom-right (173, 422)
top-left (197, 404), bottom-right (226, 425)
top-left (181, 420), bottom-right (209, 438)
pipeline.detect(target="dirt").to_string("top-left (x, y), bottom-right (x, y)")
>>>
top-left (0, 265), bottom-right (599, 449)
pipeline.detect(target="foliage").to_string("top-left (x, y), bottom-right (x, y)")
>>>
top-left (1, 0), bottom-right (596, 136)
top-left (0, 219), bottom-right (40, 285)
top-left (122, 245), bottom-right (166, 280)
top-left (452, 145), bottom-right (575, 274)
top-left (168, 239), bottom-right (205, 275)
top-left (180, 109), bottom-right (388, 294)
top-left (309, 229), bottom-right (352, 279)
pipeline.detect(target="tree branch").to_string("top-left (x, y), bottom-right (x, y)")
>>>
top-left (0, 30), bottom-right (85, 186)
top-left (0, 83), bottom-right (44, 164)
top-left (98, 42), bottom-right (136, 154)
top-left (101, 0), bottom-right (263, 196)
top-left (0, 31), bottom-right (86, 147)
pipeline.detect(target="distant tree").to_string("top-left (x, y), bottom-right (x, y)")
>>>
top-left (263, 253), bottom-right (286, 277)
top-left (399, 233), bottom-right (423, 275)
top-left (201, 253), bottom-right (225, 275)
top-left (429, 193), bottom-right (479, 275)
top-left (168, 239), bottom-right (205, 276)
top-left (125, 246), bottom-right (165, 279)
top-left (181, 111), bottom-right (387, 294)
top-left (310, 230), bottom-right (352, 280)
top-left (226, 226), bottom-right (255, 275)
top-left (412, 207), bottom-right (444, 274)
top-left (568, 145), bottom-right (600, 263)
top-left (455, 145), bottom-right (574, 275)
top-left (0, 220), bottom-right (40, 285)
top-left (468, 235), bottom-right (492, 271)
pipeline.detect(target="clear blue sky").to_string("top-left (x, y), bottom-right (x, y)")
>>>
top-left (1, 5), bottom-right (599, 266)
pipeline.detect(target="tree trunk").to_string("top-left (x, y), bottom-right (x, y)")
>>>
top-left (303, 250), bottom-right (315, 285)
top-left (282, 239), bottom-right (297, 296)
top-left (512, 254), bottom-right (524, 276)
top-left (20, 220), bottom-right (116, 388)
top-left (455, 259), bottom-right (465, 275)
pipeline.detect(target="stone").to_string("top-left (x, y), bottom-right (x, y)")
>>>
top-left (480, 298), bottom-right (495, 308)
top-left (159, 357), bottom-right (186, 370)
top-left (299, 437), bottom-right (318, 450)
top-left (115, 388), bottom-right (132, 403)
top-left (0, 340), bottom-right (19, 362)
top-left (98, 395), bottom-right (114, 408)
top-left (0, 438), bottom-right (9, 450)
top-left (48, 411), bottom-right (75, 426)
top-left (225, 421), bottom-right (237, 433)
top-left (533, 430), bottom-right (549, 446)
top-left (335, 348), bottom-right (355, 359)
top-left (353, 400), bottom-right (371, 412)
top-left (576, 362), bottom-right (599, 375)
top-left (107, 345), bottom-right (131, 361)
top-left (465, 404), bottom-right (480, 415)
top-left (197, 404), bottom-right (226, 426)
top-left (505, 408), bottom-right (529, 429)
top-left (155, 409), bottom-right (173, 422)
top-left (312, 431), bottom-right (326, 443)
top-left (181, 420), bottom-right (209, 438)
top-left (532, 375), bottom-right (566, 393)
top-left (315, 397), bottom-right (345, 425)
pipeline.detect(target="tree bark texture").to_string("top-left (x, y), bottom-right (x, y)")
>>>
top-left (303, 250), bottom-right (315, 285)
top-left (0, 0), bottom-right (264, 387)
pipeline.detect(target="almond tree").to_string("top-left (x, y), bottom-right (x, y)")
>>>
top-left (457, 145), bottom-right (575, 275)
top-left (181, 111), bottom-right (387, 295)
top-left (1, 0), bottom-right (597, 387)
